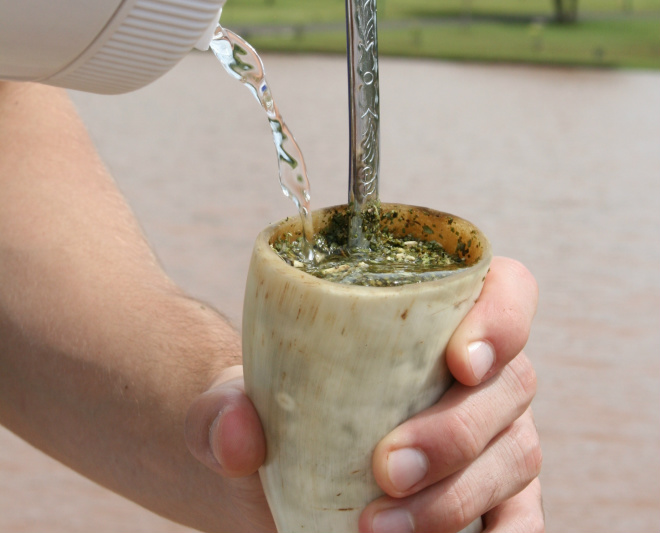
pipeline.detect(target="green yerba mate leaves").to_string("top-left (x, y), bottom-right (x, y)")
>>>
top-left (272, 206), bottom-right (467, 287)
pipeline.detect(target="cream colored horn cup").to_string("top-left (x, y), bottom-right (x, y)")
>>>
top-left (243, 204), bottom-right (491, 533)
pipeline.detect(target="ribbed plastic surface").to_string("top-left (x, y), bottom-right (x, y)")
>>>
top-left (49, 0), bottom-right (222, 94)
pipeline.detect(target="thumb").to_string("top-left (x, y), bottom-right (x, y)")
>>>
top-left (184, 365), bottom-right (266, 478)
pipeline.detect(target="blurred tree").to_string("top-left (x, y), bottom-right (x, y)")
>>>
top-left (553, 0), bottom-right (578, 22)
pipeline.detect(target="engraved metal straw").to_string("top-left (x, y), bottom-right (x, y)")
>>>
top-left (346, 0), bottom-right (380, 249)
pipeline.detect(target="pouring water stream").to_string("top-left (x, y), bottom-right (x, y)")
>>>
top-left (209, 26), bottom-right (315, 261)
top-left (211, 0), bottom-right (381, 257)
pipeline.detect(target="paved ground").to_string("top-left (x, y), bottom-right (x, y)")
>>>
top-left (1, 51), bottom-right (659, 532)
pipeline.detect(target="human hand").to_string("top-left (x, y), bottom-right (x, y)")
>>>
top-left (185, 366), bottom-right (275, 533)
top-left (185, 256), bottom-right (543, 533)
top-left (359, 256), bottom-right (543, 533)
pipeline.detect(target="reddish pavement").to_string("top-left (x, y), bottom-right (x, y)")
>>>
top-left (1, 51), bottom-right (659, 532)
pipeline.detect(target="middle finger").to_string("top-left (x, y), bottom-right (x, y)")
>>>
top-left (371, 352), bottom-right (537, 499)
top-left (360, 408), bottom-right (542, 533)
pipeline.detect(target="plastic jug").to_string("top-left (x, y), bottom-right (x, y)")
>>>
top-left (0, 0), bottom-right (225, 94)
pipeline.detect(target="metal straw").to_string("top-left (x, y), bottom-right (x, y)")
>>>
top-left (346, 0), bottom-right (380, 249)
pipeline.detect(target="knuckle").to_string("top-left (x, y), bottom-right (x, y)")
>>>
top-left (505, 258), bottom-right (539, 298)
top-left (441, 486), bottom-right (471, 531)
top-left (507, 352), bottom-right (538, 405)
top-left (183, 395), bottom-right (208, 453)
top-left (511, 506), bottom-right (546, 533)
top-left (511, 414), bottom-right (543, 481)
top-left (445, 407), bottom-right (485, 466)
top-left (528, 441), bottom-right (544, 480)
top-left (528, 512), bottom-right (547, 533)
top-left (440, 476), bottom-right (491, 533)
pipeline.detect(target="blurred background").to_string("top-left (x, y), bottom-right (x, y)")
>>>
top-left (1, 1), bottom-right (658, 532)
top-left (220, 0), bottom-right (660, 69)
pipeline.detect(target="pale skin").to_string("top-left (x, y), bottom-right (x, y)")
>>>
top-left (0, 81), bottom-right (543, 533)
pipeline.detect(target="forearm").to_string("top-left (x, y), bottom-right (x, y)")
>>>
top-left (0, 82), bottom-right (241, 529)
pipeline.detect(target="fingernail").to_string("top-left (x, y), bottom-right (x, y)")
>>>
top-left (208, 410), bottom-right (224, 467)
top-left (468, 340), bottom-right (495, 381)
top-left (372, 508), bottom-right (414, 533)
top-left (387, 448), bottom-right (428, 492)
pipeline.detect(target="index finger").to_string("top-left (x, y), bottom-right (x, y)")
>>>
top-left (446, 256), bottom-right (538, 386)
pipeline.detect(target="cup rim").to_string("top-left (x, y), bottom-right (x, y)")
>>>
top-left (254, 203), bottom-right (492, 293)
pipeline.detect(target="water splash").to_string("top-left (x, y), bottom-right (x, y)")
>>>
top-left (209, 26), bottom-right (314, 261)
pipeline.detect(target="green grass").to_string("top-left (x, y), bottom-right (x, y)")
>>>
top-left (223, 0), bottom-right (660, 21)
top-left (221, 0), bottom-right (660, 69)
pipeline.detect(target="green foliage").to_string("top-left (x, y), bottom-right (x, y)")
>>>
top-left (220, 0), bottom-right (660, 69)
